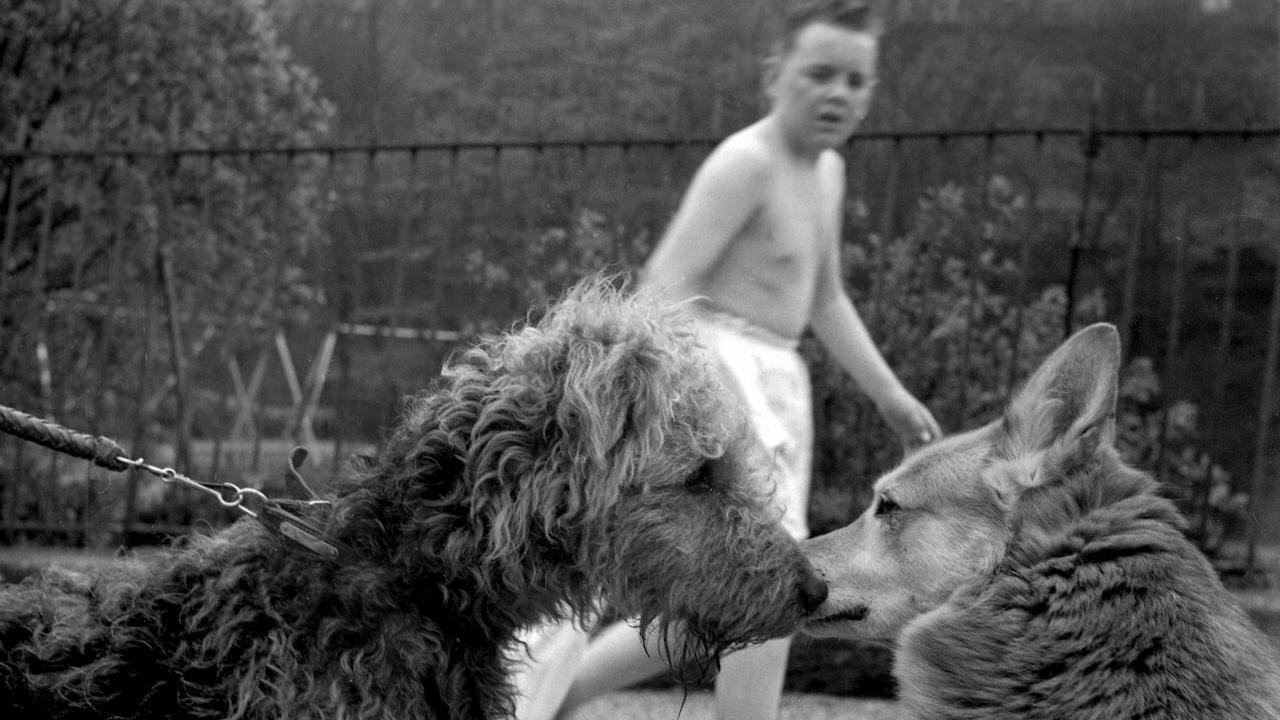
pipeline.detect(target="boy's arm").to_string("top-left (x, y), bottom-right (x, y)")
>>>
top-left (812, 286), bottom-right (941, 447)
top-left (812, 293), bottom-right (905, 403)
top-left (642, 140), bottom-right (767, 301)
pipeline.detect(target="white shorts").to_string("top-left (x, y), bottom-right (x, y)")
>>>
top-left (696, 309), bottom-right (813, 540)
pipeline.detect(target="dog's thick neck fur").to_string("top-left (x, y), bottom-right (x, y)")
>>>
top-left (896, 446), bottom-right (1280, 719)
top-left (1005, 446), bottom-right (1179, 562)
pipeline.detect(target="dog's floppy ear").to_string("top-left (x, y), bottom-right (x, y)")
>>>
top-left (995, 323), bottom-right (1121, 493)
top-left (510, 281), bottom-right (681, 534)
top-left (555, 331), bottom-right (669, 516)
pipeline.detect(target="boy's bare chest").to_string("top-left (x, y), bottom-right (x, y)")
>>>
top-left (744, 174), bottom-right (834, 261)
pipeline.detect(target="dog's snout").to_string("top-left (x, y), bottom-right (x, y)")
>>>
top-left (797, 567), bottom-right (829, 614)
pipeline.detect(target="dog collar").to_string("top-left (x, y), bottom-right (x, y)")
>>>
top-left (253, 447), bottom-right (361, 566)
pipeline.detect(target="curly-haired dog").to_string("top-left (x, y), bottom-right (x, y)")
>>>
top-left (0, 280), bottom-right (828, 720)
top-left (804, 323), bottom-right (1280, 719)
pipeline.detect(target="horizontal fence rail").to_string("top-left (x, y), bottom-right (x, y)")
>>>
top-left (7, 124), bottom-right (1280, 160)
top-left (1, 127), bottom-right (1277, 574)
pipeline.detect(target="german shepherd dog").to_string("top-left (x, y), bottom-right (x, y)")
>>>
top-left (803, 324), bottom-right (1280, 719)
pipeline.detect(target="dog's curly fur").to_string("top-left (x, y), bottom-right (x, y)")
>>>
top-left (0, 279), bottom-right (826, 720)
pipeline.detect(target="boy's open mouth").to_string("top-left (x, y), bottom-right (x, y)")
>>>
top-left (816, 110), bottom-right (845, 125)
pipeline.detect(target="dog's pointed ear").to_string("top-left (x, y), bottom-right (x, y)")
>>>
top-left (996, 323), bottom-right (1121, 491)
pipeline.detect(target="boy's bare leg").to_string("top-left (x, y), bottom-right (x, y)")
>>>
top-left (714, 636), bottom-right (792, 720)
top-left (554, 622), bottom-right (671, 719)
top-left (512, 618), bottom-right (593, 720)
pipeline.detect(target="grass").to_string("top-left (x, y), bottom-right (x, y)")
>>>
top-left (0, 546), bottom-right (127, 582)
top-left (565, 690), bottom-right (900, 720)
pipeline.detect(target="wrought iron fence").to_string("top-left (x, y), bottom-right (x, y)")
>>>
top-left (1, 126), bottom-right (1278, 573)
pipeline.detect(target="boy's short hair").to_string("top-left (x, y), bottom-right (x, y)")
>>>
top-left (779, 0), bottom-right (878, 53)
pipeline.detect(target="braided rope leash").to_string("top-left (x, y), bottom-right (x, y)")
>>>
top-left (0, 402), bottom-right (358, 565)
top-left (0, 404), bottom-right (130, 472)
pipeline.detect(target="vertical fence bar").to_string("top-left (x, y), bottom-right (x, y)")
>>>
top-left (930, 134), bottom-right (947, 191)
top-left (71, 152), bottom-right (101, 542)
top-left (660, 141), bottom-right (678, 233)
top-left (35, 159), bottom-right (56, 420)
top-left (390, 149), bottom-right (418, 323)
top-left (1154, 203), bottom-right (1189, 489)
top-left (1066, 125), bottom-right (1101, 339)
top-left (359, 149), bottom-right (378, 318)
top-left (2, 435), bottom-right (16, 539)
top-left (957, 132), bottom-right (996, 424)
top-left (74, 154), bottom-right (105, 539)
top-left (322, 151), bottom-right (351, 477)
top-left (81, 462), bottom-right (94, 547)
top-left (156, 149), bottom-right (192, 478)
top-left (1213, 140), bottom-right (1245, 406)
top-left (1007, 132), bottom-right (1045, 393)
top-left (1200, 140), bottom-right (1247, 540)
top-left (33, 157), bottom-right (61, 539)
top-left (491, 145), bottom-right (504, 266)
top-left (1166, 203), bottom-right (1188, 376)
top-left (1119, 134), bottom-right (1154, 358)
top-left (2, 125), bottom-right (34, 541)
top-left (154, 145), bottom-right (187, 526)
top-left (872, 136), bottom-right (902, 324)
top-left (1247, 249), bottom-right (1280, 576)
top-left (875, 135), bottom-right (906, 244)
top-left (615, 142), bottom-right (630, 266)
top-left (845, 136), bottom-right (876, 476)
top-left (120, 165), bottom-right (151, 546)
top-left (333, 332), bottom-right (352, 480)
top-left (0, 117), bottom-right (28, 307)
top-left (433, 147), bottom-right (458, 324)
top-left (200, 154), bottom-right (226, 480)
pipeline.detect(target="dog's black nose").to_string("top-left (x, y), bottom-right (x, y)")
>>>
top-left (797, 569), bottom-right (829, 614)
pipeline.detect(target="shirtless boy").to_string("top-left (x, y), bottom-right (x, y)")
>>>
top-left (514, 3), bottom-right (940, 718)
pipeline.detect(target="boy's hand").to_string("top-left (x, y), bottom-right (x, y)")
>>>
top-left (877, 388), bottom-right (942, 450)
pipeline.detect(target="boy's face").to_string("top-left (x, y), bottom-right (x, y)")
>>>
top-left (767, 22), bottom-right (877, 153)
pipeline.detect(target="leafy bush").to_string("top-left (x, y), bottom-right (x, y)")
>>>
top-left (461, 207), bottom-right (649, 327)
top-left (1116, 357), bottom-right (1247, 555)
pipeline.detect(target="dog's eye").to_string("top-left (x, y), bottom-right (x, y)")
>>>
top-left (685, 463), bottom-right (715, 494)
top-left (875, 494), bottom-right (899, 516)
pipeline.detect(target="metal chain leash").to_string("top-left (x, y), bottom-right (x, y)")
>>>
top-left (0, 402), bottom-right (356, 565)
top-left (113, 456), bottom-right (274, 518)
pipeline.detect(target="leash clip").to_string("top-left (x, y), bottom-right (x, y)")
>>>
top-left (258, 503), bottom-right (343, 561)
top-left (253, 446), bottom-right (359, 566)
